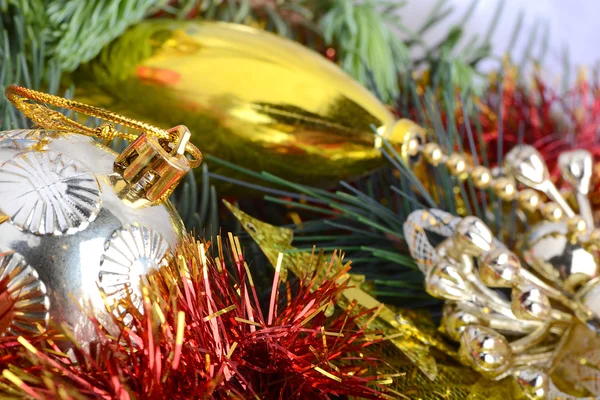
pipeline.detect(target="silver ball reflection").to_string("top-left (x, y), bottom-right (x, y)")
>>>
top-left (458, 325), bottom-right (512, 379)
top-left (514, 368), bottom-right (548, 400)
top-left (0, 130), bottom-right (184, 340)
top-left (521, 222), bottom-right (599, 292)
top-left (454, 216), bottom-right (494, 257)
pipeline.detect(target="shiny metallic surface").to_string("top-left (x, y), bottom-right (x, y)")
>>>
top-left (558, 149), bottom-right (594, 228)
top-left (0, 130), bottom-right (184, 340)
top-left (576, 277), bottom-right (600, 321)
top-left (521, 222), bottom-right (599, 292)
top-left (479, 248), bottom-right (521, 288)
top-left (454, 216), bottom-right (494, 256)
top-left (441, 303), bottom-right (481, 341)
top-left (75, 21), bottom-right (425, 188)
top-left (404, 208), bottom-right (582, 391)
top-left (435, 237), bottom-right (465, 267)
top-left (504, 145), bottom-right (549, 189)
top-left (0, 151), bottom-right (102, 235)
top-left (504, 145), bottom-right (575, 217)
top-left (511, 286), bottom-right (551, 321)
top-left (514, 368), bottom-right (548, 400)
top-left (459, 325), bottom-right (512, 379)
top-left (425, 259), bottom-right (470, 301)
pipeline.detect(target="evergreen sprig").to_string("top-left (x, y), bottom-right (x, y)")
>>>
top-left (320, 0), bottom-right (409, 102)
top-left (0, 7), bottom-right (63, 130)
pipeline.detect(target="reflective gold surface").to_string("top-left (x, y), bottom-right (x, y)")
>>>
top-left (458, 325), bottom-right (512, 379)
top-left (521, 222), bottom-right (599, 293)
top-left (74, 21), bottom-right (422, 187)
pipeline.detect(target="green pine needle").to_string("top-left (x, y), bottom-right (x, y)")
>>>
top-left (1, 8), bottom-right (63, 130)
top-left (46, 0), bottom-right (166, 71)
top-left (320, 0), bottom-right (409, 102)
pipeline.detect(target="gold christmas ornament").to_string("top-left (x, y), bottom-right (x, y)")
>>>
top-left (503, 145), bottom-right (575, 218)
top-left (406, 137), bottom-right (600, 397)
top-left (73, 20), bottom-right (425, 188)
top-left (410, 137), bottom-right (600, 292)
top-left (0, 86), bottom-right (201, 340)
top-left (404, 208), bottom-right (600, 399)
top-left (558, 149), bottom-right (594, 227)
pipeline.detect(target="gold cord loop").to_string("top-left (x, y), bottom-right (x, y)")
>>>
top-left (4, 85), bottom-right (202, 168)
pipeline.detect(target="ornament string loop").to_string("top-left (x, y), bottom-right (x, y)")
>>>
top-left (4, 85), bottom-right (202, 168)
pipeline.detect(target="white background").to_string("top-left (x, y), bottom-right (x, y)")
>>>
top-left (396, 0), bottom-right (600, 76)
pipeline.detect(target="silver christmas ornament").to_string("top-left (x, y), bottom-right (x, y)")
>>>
top-left (0, 129), bottom-right (188, 340)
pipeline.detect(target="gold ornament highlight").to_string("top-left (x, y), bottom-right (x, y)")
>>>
top-left (0, 86), bottom-right (201, 340)
top-left (73, 21), bottom-right (424, 188)
top-left (405, 134), bottom-right (600, 398)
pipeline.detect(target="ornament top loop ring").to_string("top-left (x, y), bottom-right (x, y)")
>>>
top-left (4, 85), bottom-right (202, 168)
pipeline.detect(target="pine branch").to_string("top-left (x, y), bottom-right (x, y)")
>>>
top-left (46, 0), bottom-right (167, 71)
top-left (319, 0), bottom-right (409, 102)
top-left (152, 0), bottom-right (324, 42)
top-left (0, 7), bottom-right (63, 130)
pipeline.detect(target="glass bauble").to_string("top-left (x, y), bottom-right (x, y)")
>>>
top-left (0, 129), bottom-right (184, 340)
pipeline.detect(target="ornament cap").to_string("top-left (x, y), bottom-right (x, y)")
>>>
top-left (114, 125), bottom-right (200, 207)
top-left (378, 118), bottom-right (426, 165)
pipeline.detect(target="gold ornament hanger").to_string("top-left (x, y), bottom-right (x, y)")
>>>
top-left (5, 85), bottom-right (202, 206)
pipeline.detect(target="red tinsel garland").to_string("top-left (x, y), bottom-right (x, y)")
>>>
top-left (0, 236), bottom-right (390, 399)
top-left (475, 67), bottom-right (600, 174)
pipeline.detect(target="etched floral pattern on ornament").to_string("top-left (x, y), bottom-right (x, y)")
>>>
top-left (0, 151), bottom-right (102, 235)
top-left (0, 251), bottom-right (50, 336)
top-left (99, 224), bottom-right (169, 306)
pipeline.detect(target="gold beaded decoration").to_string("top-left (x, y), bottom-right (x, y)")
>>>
top-left (446, 154), bottom-right (468, 179)
top-left (541, 202), bottom-right (563, 221)
top-left (414, 141), bottom-right (567, 223)
top-left (492, 177), bottom-right (517, 201)
top-left (471, 166), bottom-right (492, 189)
top-left (566, 216), bottom-right (587, 235)
top-left (517, 189), bottom-right (540, 213)
top-left (423, 143), bottom-right (444, 167)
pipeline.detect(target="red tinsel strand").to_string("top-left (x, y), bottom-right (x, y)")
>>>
top-left (477, 70), bottom-right (600, 176)
top-left (0, 236), bottom-right (391, 399)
